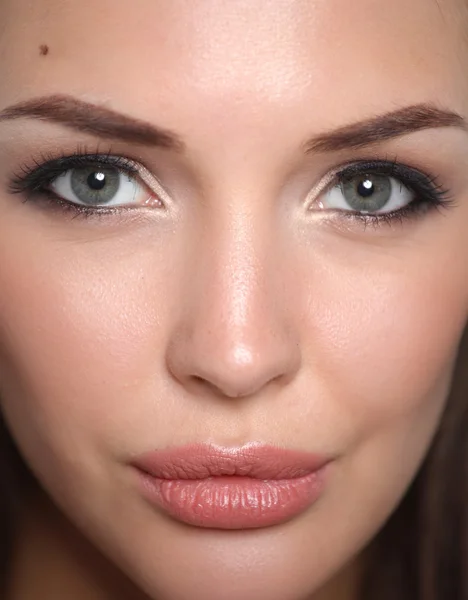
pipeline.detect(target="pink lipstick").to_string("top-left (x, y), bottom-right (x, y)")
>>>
top-left (132, 444), bottom-right (330, 529)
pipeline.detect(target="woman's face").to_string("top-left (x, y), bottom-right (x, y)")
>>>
top-left (1, 1), bottom-right (468, 598)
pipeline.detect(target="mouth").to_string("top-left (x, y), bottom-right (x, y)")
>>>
top-left (131, 443), bottom-right (332, 530)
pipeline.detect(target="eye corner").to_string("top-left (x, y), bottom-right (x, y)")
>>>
top-left (308, 157), bottom-right (454, 228)
top-left (7, 151), bottom-right (169, 215)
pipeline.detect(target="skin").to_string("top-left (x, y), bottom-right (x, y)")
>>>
top-left (1, 0), bottom-right (468, 598)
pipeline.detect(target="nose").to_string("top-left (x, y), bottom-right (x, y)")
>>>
top-left (166, 222), bottom-right (301, 399)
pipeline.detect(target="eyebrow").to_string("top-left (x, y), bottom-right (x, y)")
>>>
top-left (0, 94), bottom-right (184, 151)
top-left (0, 95), bottom-right (464, 155)
top-left (306, 104), bottom-right (466, 153)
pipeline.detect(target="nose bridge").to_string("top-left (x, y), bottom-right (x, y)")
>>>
top-left (167, 204), bottom-right (300, 399)
top-left (214, 211), bottom-right (264, 334)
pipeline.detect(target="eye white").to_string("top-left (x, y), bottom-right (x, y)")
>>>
top-left (321, 176), bottom-right (414, 214)
top-left (50, 169), bottom-right (149, 207)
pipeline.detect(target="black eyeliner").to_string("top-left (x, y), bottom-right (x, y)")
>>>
top-left (8, 152), bottom-right (138, 197)
top-left (331, 159), bottom-right (454, 225)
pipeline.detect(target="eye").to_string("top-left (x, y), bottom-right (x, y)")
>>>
top-left (50, 164), bottom-right (151, 208)
top-left (321, 173), bottom-right (414, 215)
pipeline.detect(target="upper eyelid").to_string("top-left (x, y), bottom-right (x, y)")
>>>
top-left (321, 159), bottom-right (436, 189)
top-left (334, 160), bottom-right (408, 179)
top-left (309, 160), bottom-right (392, 198)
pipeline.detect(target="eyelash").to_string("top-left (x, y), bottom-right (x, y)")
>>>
top-left (9, 149), bottom-right (142, 218)
top-left (7, 150), bottom-right (454, 225)
top-left (324, 159), bottom-right (453, 227)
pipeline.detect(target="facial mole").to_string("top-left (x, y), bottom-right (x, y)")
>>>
top-left (39, 44), bottom-right (50, 56)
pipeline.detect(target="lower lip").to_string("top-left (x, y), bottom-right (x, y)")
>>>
top-left (136, 471), bottom-right (326, 529)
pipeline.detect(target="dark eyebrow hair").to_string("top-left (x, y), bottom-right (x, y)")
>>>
top-left (0, 94), bottom-right (185, 151)
top-left (0, 96), bottom-right (463, 156)
top-left (305, 104), bottom-right (466, 153)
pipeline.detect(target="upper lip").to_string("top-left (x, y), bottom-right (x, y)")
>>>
top-left (132, 443), bottom-right (331, 480)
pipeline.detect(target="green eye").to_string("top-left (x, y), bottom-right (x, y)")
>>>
top-left (69, 166), bottom-right (122, 206)
top-left (323, 173), bottom-right (413, 215)
top-left (50, 164), bottom-right (149, 207)
top-left (341, 174), bottom-right (392, 213)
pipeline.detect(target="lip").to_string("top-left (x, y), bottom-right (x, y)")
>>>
top-left (132, 443), bottom-right (331, 530)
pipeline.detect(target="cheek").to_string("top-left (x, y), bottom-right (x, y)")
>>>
top-left (0, 222), bottom-right (184, 474)
top-left (301, 232), bottom-right (468, 438)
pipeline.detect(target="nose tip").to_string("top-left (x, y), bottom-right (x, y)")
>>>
top-left (167, 326), bottom-right (300, 400)
top-left (193, 343), bottom-right (289, 398)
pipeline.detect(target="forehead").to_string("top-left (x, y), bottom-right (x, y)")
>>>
top-left (0, 0), bottom-right (467, 137)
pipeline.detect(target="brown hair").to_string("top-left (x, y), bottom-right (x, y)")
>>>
top-left (0, 412), bottom-right (30, 592)
top-left (1, 332), bottom-right (467, 598)
top-left (362, 327), bottom-right (468, 599)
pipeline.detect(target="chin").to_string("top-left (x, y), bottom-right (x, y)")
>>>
top-left (75, 503), bottom-right (365, 600)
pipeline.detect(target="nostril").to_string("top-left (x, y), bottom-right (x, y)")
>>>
top-left (189, 374), bottom-right (247, 398)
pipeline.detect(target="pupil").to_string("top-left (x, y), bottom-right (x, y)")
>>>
top-left (88, 172), bottom-right (107, 191)
top-left (357, 178), bottom-right (374, 198)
